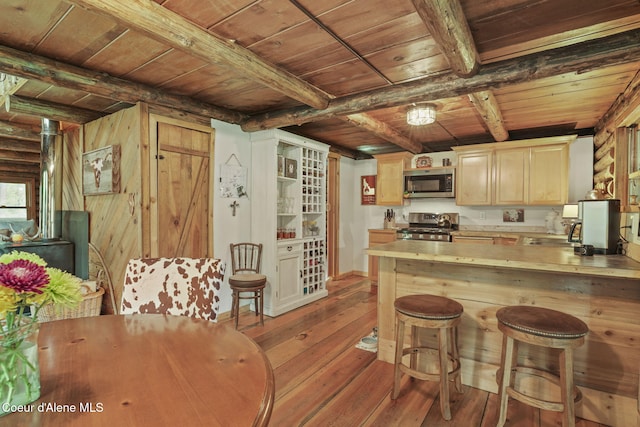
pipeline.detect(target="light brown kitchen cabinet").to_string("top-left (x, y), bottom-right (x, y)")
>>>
top-left (374, 152), bottom-right (413, 206)
top-left (494, 147), bottom-right (529, 205)
top-left (453, 135), bottom-right (575, 206)
top-left (455, 150), bottom-right (493, 205)
top-left (368, 229), bottom-right (397, 284)
top-left (529, 144), bottom-right (569, 205)
top-left (495, 144), bottom-right (569, 205)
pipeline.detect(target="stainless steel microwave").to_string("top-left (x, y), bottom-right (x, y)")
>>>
top-left (403, 168), bottom-right (455, 198)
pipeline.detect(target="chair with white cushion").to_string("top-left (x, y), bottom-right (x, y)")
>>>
top-left (121, 257), bottom-right (225, 322)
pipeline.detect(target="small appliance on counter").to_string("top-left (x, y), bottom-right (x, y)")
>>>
top-left (568, 199), bottom-right (621, 254)
top-left (396, 212), bottom-right (459, 241)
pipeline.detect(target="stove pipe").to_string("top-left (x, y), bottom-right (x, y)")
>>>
top-left (39, 118), bottom-right (63, 240)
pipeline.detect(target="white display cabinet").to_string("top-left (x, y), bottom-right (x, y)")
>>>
top-left (250, 129), bottom-right (329, 316)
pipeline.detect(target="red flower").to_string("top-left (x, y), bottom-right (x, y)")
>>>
top-left (0, 259), bottom-right (49, 294)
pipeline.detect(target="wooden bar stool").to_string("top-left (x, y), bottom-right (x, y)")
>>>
top-left (496, 306), bottom-right (589, 427)
top-left (391, 294), bottom-right (463, 421)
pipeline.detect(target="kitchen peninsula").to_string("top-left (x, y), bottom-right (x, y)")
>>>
top-left (367, 240), bottom-right (640, 427)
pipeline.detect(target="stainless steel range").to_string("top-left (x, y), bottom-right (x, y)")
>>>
top-left (397, 212), bottom-right (459, 242)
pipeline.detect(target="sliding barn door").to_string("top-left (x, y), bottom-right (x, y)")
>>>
top-left (154, 119), bottom-right (213, 258)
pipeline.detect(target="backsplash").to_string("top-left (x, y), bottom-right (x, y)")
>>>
top-left (397, 198), bottom-right (563, 231)
top-left (458, 224), bottom-right (548, 233)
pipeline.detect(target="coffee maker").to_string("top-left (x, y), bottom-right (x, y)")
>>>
top-left (568, 199), bottom-right (620, 254)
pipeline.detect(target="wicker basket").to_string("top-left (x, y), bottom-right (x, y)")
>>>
top-left (38, 286), bottom-right (105, 322)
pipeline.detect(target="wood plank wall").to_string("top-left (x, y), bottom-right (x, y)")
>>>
top-left (67, 104), bottom-right (144, 310)
top-left (394, 259), bottom-right (640, 427)
top-left (593, 70), bottom-right (640, 201)
top-left (593, 70), bottom-right (640, 262)
top-left (62, 126), bottom-right (83, 211)
top-left (61, 102), bottom-right (215, 310)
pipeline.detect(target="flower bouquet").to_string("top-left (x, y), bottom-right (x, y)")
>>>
top-left (0, 251), bottom-right (82, 415)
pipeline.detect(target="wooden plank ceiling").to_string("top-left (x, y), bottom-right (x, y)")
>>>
top-left (0, 0), bottom-right (639, 160)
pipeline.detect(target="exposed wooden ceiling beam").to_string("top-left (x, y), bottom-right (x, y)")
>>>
top-left (412, 0), bottom-right (508, 142)
top-left (0, 73), bottom-right (28, 106)
top-left (242, 28), bottom-right (640, 131)
top-left (69, 0), bottom-right (330, 110)
top-left (595, 68), bottom-right (640, 133)
top-left (326, 144), bottom-right (363, 160)
top-left (0, 45), bottom-right (420, 154)
top-left (468, 91), bottom-right (509, 141)
top-left (412, 0), bottom-right (479, 77)
top-left (0, 138), bottom-right (40, 153)
top-left (6, 95), bottom-right (105, 124)
top-left (342, 114), bottom-right (423, 153)
top-left (0, 161), bottom-right (39, 173)
top-left (0, 44), bottom-right (245, 124)
top-left (0, 148), bottom-right (39, 164)
top-left (0, 120), bottom-right (40, 141)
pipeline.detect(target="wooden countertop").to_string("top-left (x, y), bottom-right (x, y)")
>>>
top-left (366, 240), bottom-right (640, 279)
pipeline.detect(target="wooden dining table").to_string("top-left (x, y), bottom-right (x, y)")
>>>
top-left (1, 314), bottom-right (275, 427)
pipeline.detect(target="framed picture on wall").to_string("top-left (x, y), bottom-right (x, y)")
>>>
top-left (284, 158), bottom-right (297, 178)
top-left (361, 175), bottom-right (376, 205)
top-left (82, 145), bottom-right (121, 195)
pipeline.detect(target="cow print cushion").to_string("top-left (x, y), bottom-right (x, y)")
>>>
top-left (121, 257), bottom-right (225, 322)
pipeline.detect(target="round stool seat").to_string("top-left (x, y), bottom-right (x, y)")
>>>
top-left (395, 294), bottom-right (463, 320)
top-left (497, 306), bottom-right (588, 339)
top-left (229, 273), bottom-right (267, 288)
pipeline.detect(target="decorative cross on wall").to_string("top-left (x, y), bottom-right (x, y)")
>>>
top-left (229, 201), bottom-right (239, 216)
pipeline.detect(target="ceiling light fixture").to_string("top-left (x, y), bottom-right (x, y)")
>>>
top-left (406, 103), bottom-right (436, 126)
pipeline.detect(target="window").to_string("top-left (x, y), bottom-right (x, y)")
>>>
top-left (0, 180), bottom-right (33, 220)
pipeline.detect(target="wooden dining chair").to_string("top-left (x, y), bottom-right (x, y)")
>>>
top-left (120, 257), bottom-right (225, 322)
top-left (229, 243), bottom-right (267, 329)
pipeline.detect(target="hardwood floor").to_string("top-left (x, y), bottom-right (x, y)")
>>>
top-left (233, 276), bottom-right (609, 427)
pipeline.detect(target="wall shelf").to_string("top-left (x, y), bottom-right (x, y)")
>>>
top-left (251, 129), bottom-right (329, 317)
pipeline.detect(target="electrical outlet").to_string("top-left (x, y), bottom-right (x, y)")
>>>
top-left (630, 214), bottom-right (640, 244)
top-left (479, 211), bottom-right (486, 220)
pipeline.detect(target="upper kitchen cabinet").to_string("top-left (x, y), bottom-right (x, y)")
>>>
top-left (494, 147), bottom-right (529, 205)
top-left (455, 149), bottom-right (493, 205)
top-left (374, 152), bottom-right (413, 206)
top-left (453, 135), bottom-right (575, 206)
top-left (528, 143), bottom-right (570, 205)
